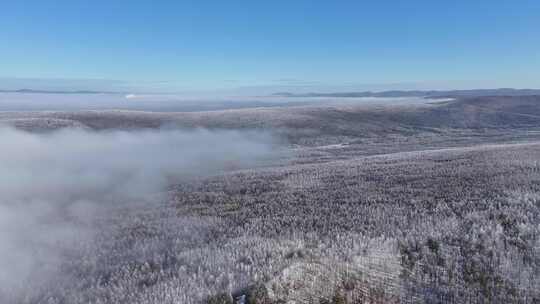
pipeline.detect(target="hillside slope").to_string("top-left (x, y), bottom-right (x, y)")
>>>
top-left (2, 96), bottom-right (540, 150)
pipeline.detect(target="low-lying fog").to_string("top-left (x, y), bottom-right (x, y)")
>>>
top-left (0, 126), bottom-right (283, 300)
top-left (0, 92), bottom-right (431, 112)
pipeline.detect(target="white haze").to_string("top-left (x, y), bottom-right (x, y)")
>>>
top-left (0, 92), bottom-right (431, 111)
top-left (0, 127), bottom-right (283, 300)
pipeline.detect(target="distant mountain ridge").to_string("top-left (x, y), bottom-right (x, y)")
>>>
top-left (273, 88), bottom-right (540, 98)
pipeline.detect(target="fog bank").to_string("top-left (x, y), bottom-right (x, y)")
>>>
top-left (0, 127), bottom-right (282, 300)
top-left (0, 92), bottom-right (431, 112)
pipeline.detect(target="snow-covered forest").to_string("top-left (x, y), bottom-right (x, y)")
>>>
top-left (1, 95), bottom-right (540, 303)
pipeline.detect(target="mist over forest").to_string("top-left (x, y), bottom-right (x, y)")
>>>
top-left (0, 126), bottom-right (282, 302)
top-left (0, 94), bottom-right (540, 303)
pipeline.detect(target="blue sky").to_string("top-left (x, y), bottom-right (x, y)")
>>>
top-left (1, 0), bottom-right (539, 93)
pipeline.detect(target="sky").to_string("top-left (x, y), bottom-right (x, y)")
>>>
top-left (1, 0), bottom-right (539, 93)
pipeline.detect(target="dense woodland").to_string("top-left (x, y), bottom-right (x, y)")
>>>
top-left (2, 96), bottom-right (540, 303)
